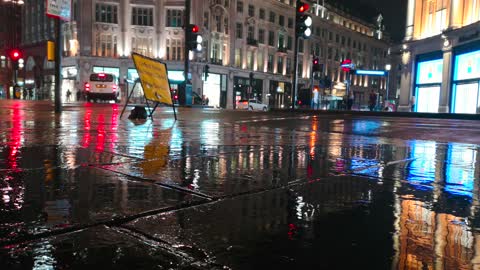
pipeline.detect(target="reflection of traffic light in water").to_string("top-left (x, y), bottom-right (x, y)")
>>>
top-left (8, 103), bottom-right (23, 170)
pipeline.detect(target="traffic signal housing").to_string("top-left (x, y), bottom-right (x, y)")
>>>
top-left (186, 24), bottom-right (203, 52)
top-left (312, 58), bottom-right (321, 72)
top-left (296, 1), bottom-right (312, 39)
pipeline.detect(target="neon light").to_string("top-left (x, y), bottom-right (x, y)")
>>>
top-left (355, 70), bottom-right (386, 76)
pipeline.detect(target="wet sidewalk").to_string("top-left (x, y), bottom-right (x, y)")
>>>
top-left (1, 100), bottom-right (480, 269)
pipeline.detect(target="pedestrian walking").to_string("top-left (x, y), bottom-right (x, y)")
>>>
top-left (28, 89), bottom-right (33, 100)
top-left (347, 91), bottom-right (354, 110)
top-left (76, 89), bottom-right (81, 101)
top-left (411, 96), bottom-right (416, 112)
top-left (368, 90), bottom-right (376, 111)
top-left (66, 89), bottom-right (72, 102)
top-left (23, 88), bottom-right (28, 100)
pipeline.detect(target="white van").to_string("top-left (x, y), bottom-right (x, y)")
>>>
top-left (84, 73), bottom-right (119, 102)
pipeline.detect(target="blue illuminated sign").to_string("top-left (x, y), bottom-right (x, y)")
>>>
top-left (355, 70), bottom-right (386, 76)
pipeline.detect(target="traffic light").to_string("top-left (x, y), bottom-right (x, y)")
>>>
top-left (249, 72), bottom-right (254, 86)
top-left (186, 24), bottom-right (203, 51)
top-left (296, 1), bottom-right (312, 39)
top-left (312, 58), bottom-right (321, 72)
top-left (9, 49), bottom-right (22, 62)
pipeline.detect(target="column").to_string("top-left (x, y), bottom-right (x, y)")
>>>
top-left (439, 50), bottom-right (452, 113)
top-left (398, 52), bottom-right (413, 112)
top-left (405, 0), bottom-right (415, 40)
top-left (450, 0), bottom-right (464, 28)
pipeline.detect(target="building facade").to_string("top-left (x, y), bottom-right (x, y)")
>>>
top-left (0, 1), bottom-right (23, 99)
top-left (21, 0), bottom-right (392, 109)
top-left (399, 0), bottom-right (480, 113)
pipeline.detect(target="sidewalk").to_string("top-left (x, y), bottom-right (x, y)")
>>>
top-left (272, 108), bottom-right (480, 120)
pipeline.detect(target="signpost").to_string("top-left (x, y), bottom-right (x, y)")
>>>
top-left (120, 53), bottom-right (177, 121)
top-left (46, 0), bottom-right (71, 113)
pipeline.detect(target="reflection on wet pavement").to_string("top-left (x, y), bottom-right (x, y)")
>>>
top-left (1, 101), bottom-right (480, 269)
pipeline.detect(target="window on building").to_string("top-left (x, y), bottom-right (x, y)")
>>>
top-left (269, 11), bottom-right (276, 23)
top-left (278, 33), bottom-right (285, 48)
top-left (341, 36), bottom-right (345, 45)
top-left (224, 17), bottom-right (229, 34)
top-left (268, 31), bottom-right (275, 46)
top-left (166, 9), bottom-right (183, 27)
top-left (131, 37), bottom-right (153, 57)
top-left (277, 56), bottom-right (284, 73)
top-left (287, 36), bottom-right (293, 50)
top-left (258, 29), bottom-right (265, 43)
top-left (204, 12), bottom-right (209, 29)
top-left (286, 58), bottom-right (292, 74)
top-left (279, 15), bottom-right (285, 26)
top-left (215, 15), bottom-right (222, 32)
top-left (95, 34), bottom-right (118, 57)
top-left (268, 54), bottom-right (274, 72)
top-left (259, 9), bottom-right (265, 20)
top-left (166, 39), bottom-right (184, 61)
top-left (288, 17), bottom-right (293, 28)
top-left (329, 31), bottom-right (333, 41)
top-left (258, 51), bottom-right (264, 71)
top-left (132, 7), bottom-right (153, 26)
top-left (235, 48), bottom-right (242, 67)
top-left (248, 4), bottom-right (254, 17)
top-left (248, 26), bottom-right (255, 40)
top-left (237, 1), bottom-right (243, 13)
top-left (236, 23), bottom-right (243, 39)
top-left (247, 50), bottom-right (254, 69)
top-left (95, 4), bottom-right (118, 24)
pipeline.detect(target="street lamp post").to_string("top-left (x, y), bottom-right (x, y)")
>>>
top-left (385, 64), bottom-right (391, 101)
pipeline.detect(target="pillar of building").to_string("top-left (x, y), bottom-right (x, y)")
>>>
top-left (226, 71), bottom-right (235, 109)
top-left (405, 0), bottom-right (415, 40)
top-left (439, 49), bottom-right (452, 113)
top-left (450, 0), bottom-right (465, 29)
top-left (397, 52), bottom-right (414, 112)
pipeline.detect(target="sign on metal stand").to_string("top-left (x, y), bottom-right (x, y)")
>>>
top-left (120, 53), bottom-right (177, 121)
top-left (46, 0), bottom-right (71, 113)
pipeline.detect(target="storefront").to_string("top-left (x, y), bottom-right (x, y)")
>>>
top-left (414, 56), bottom-right (443, 113)
top-left (203, 73), bottom-right (227, 108)
top-left (268, 80), bottom-right (291, 109)
top-left (451, 47), bottom-right (480, 114)
top-left (233, 76), bottom-right (263, 109)
top-left (61, 66), bottom-right (79, 102)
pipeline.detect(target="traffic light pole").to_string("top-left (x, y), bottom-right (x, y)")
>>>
top-left (183, 0), bottom-right (191, 106)
top-left (54, 18), bottom-right (62, 113)
top-left (291, 37), bottom-right (300, 111)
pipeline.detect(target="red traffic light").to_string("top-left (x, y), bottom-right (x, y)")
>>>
top-left (192, 25), bottom-right (199, 33)
top-left (297, 2), bottom-right (309, 13)
top-left (9, 49), bottom-right (22, 62)
top-left (313, 58), bottom-right (319, 65)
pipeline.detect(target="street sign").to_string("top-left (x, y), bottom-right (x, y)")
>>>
top-left (341, 59), bottom-right (352, 72)
top-left (46, 0), bottom-right (72, 21)
top-left (355, 70), bottom-right (386, 76)
top-left (132, 53), bottom-right (173, 105)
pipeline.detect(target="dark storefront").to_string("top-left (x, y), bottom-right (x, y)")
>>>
top-left (269, 81), bottom-right (292, 109)
top-left (233, 76), bottom-right (263, 108)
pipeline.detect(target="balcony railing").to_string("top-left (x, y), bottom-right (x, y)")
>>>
top-left (210, 58), bottom-right (223, 65)
top-left (277, 47), bottom-right (288, 53)
top-left (247, 38), bottom-right (259, 46)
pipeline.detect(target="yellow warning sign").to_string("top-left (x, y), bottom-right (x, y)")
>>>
top-left (132, 53), bottom-right (173, 105)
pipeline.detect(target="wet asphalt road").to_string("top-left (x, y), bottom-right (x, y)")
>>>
top-left (1, 100), bottom-right (480, 269)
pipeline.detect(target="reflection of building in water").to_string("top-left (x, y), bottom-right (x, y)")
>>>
top-left (396, 199), bottom-right (474, 270)
top-left (394, 141), bottom-right (480, 270)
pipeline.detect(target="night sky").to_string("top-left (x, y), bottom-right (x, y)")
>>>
top-left (347, 0), bottom-right (408, 42)
top-left (327, 0), bottom-right (408, 42)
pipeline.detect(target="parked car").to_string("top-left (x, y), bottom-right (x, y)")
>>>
top-left (237, 99), bottom-right (269, 111)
